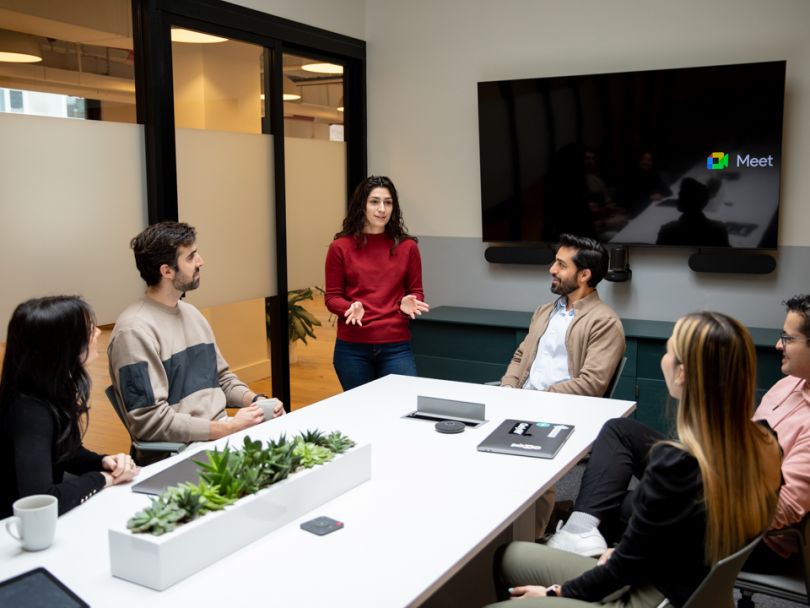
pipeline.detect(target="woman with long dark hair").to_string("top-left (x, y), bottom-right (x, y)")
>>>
top-left (325, 176), bottom-right (430, 391)
top-left (487, 312), bottom-right (782, 607)
top-left (1, 296), bottom-right (139, 517)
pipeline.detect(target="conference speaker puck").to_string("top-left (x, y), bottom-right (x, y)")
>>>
top-left (435, 420), bottom-right (465, 434)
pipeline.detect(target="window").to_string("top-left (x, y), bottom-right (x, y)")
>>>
top-left (0, 2), bottom-right (136, 123)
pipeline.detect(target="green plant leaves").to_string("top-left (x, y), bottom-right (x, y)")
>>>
top-left (127, 429), bottom-right (355, 536)
top-left (287, 288), bottom-right (322, 345)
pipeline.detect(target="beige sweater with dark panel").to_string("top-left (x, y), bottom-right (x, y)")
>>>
top-left (500, 291), bottom-right (625, 397)
top-left (107, 298), bottom-right (250, 443)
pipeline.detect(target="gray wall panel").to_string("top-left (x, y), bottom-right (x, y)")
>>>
top-left (418, 235), bottom-right (807, 330)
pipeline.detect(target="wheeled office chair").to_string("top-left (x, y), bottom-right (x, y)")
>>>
top-left (104, 385), bottom-right (186, 465)
top-left (736, 515), bottom-right (810, 607)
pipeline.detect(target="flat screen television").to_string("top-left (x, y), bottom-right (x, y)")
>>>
top-left (477, 61), bottom-right (786, 249)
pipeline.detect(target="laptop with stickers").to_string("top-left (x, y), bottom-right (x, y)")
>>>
top-left (477, 419), bottom-right (574, 459)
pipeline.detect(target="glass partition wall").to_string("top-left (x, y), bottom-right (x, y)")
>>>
top-left (135, 0), bottom-right (366, 408)
top-left (283, 52), bottom-right (346, 406)
top-left (171, 32), bottom-right (277, 395)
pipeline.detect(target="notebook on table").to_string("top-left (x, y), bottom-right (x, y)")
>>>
top-left (477, 419), bottom-right (574, 459)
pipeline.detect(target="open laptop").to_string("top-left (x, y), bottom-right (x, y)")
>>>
top-left (131, 449), bottom-right (208, 496)
top-left (477, 419), bottom-right (574, 459)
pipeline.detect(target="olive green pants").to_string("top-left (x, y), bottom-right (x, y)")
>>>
top-left (484, 542), bottom-right (666, 608)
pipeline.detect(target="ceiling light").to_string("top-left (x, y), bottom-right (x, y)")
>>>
top-left (170, 28), bottom-right (228, 44)
top-left (283, 76), bottom-right (301, 101)
top-left (0, 29), bottom-right (42, 63)
top-left (301, 62), bottom-right (343, 75)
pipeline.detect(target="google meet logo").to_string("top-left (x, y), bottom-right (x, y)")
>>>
top-left (707, 152), bottom-right (729, 170)
top-left (707, 151), bottom-right (774, 170)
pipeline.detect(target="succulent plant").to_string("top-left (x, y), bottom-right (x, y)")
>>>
top-left (127, 496), bottom-right (186, 536)
top-left (293, 440), bottom-right (334, 469)
top-left (324, 430), bottom-right (356, 454)
top-left (297, 429), bottom-right (327, 447)
top-left (162, 484), bottom-right (207, 521)
top-left (197, 444), bottom-right (249, 500)
top-left (263, 434), bottom-right (300, 484)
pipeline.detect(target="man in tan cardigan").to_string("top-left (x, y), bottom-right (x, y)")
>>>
top-left (500, 233), bottom-right (625, 535)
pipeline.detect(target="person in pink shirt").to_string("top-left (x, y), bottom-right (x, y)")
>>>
top-left (747, 293), bottom-right (810, 570)
top-left (325, 176), bottom-right (430, 391)
top-left (546, 295), bottom-right (810, 573)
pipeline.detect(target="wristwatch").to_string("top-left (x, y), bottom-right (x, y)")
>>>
top-left (251, 393), bottom-right (268, 403)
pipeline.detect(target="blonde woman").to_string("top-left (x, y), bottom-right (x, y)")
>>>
top-left (487, 312), bottom-right (781, 608)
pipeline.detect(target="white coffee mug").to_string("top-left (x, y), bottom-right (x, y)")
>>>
top-left (5, 494), bottom-right (58, 551)
top-left (254, 398), bottom-right (281, 420)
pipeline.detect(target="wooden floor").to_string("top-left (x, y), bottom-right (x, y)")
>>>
top-left (1, 294), bottom-right (342, 456)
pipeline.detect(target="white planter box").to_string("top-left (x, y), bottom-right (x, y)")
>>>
top-left (109, 443), bottom-right (371, 590)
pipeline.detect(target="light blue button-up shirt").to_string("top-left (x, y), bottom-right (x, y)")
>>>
top-left (523, 297), bottom-right (575, 391)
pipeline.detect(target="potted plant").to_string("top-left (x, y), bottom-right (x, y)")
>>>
top-left (110, 430), bottom-right (370, 590)
top-left (264, 287), bottom-right (324, 364)
top-left (287, 287), bottom-right (323, 345)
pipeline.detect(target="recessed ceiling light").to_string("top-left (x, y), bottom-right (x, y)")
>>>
top-left (283, 76), bottom-right (301, 101)
top-left (301, 63), bottom-right (343, 75)
top-left (171, 28), bottom-right (228, 44)
top-left (0, 29), bottom-right (42, 63)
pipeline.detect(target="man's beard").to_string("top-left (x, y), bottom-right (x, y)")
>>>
top-left (550, 276), bottom-right (577, 296)
top-left (173, 273), bottom-right (200, 293)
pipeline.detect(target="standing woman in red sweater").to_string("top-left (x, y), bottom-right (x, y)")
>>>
top-left (325, 176), bottom-right (430, 391)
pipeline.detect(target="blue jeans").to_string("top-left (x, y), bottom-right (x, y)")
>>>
top-left (332, 339), bottom-right (417, 391)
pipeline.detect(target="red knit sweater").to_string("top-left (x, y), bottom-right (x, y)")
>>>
top-left (324, 233), bottom-right (424, 344)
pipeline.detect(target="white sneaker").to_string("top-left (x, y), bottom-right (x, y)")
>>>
top-left (545, 522), bottom-right (607, 557)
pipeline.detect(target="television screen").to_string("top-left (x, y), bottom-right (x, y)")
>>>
top-left (477, 61), bottom-right (786, 249)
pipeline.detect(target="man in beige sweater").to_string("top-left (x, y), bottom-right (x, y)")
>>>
top-left (108, 222), bottom-right (284, 448)
top-left (500, 234), bottom-right (625, 536)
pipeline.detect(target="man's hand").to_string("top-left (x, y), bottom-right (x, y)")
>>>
top-left (400, 294), bottom-right (430, 319)
top-left (210, 404), bottom-right (264, 439)
top-left (269, 400), bottom-right (285, 418)
top-left (345, 301), bottom-right (365, 326)
top-left (232, 404), bottom-right (265, 428)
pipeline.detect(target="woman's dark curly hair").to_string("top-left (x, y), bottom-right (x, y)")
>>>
top-left (0, 296), bottom-right (95, 462)
top-left (334, 176), bottom-right (417, 251)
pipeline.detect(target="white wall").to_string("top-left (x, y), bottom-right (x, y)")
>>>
top-left (364, 0), bottom-right (810, 326)
top-left (0, 113), bottom-right (147, 339)
top-left (230, 0), bottom-right (365, 40)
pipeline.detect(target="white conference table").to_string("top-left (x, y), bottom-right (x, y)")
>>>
top-left (0, 375), bottom-right (634, 607)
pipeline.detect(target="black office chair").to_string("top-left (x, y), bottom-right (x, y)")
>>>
top-left (670, 534), bottom-right (765, 608)
top-left (105, 385), bottom-right (186, 465)
top-left (603, 356), bottom-right (627, 399)
top-left (736, 515), bottom-right (810, 607)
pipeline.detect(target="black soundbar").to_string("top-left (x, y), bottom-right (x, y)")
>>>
top-left (688, 252), bottom-right (776, 274)
top-left (484, 246), bottom-right (555, 265)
